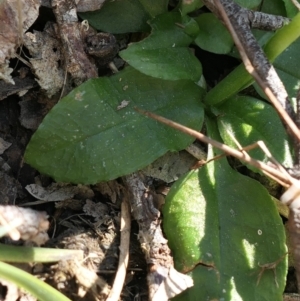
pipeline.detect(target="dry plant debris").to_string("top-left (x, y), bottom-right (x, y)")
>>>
top-left (0, 0), bottom-right (41, 83)
top-left (0, 278), bottom-right (36, 301)
top-left (23, 23), bottom-right (65, 97)
top-left (125, 172), bottom-right (193, 301)
top-left (0, 205), bottom-right (49, 245)
top-left (141, 151), bottom-right (198, 183)
top-left (25, 183), bottom-right (79, 203)
top-left (52, 0), bottom-right (98, 85)
top-left (41, 0), bottom-right (106, 12)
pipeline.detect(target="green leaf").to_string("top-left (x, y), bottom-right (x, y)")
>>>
top-left (0, 261), bottom-right (71, 301)
top-left (234, 0), bottom-right (262, 9)
top-left (79, 0), bottom-right (151, 33)
top-left (273, 37), bottom-right (300, 99)
top-left (180, 0), bottom-right (204, 15)
top-left (0, 243), bottom-right (83, 263)
top-left (260, 0), bottom-right (286, 15)
top-left (25, 67), bottom-right (204, 184)
top-left (204, 12), bottom-right (300, 106)
top-left (214, 95), bottom-right (293, 169)
top-left (163, 124), bottom-right (287, 300)
top-left (195, 13), bottom-right (234, 54)
top-left (283, 0), bottom-right (299, 18)
top-left (137, 0), bottom-right (168, 18)
top-left (254, 34), bottom-right (300, 101)
top-left (120, 12), bottom-right (202, 81)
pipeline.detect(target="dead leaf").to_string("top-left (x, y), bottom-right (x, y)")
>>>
top-left (19, 90), bottom-right (59, 130)
top-left (23, 23), bottom-right (64, 97)
top-left (0, 0), bottom-right (41, 83)
top-left (149, 266), bottom-right (193, 301)
top-left (0, 279), bottom-right (20, 301)
top-left (58, 259), bottom-right (110, 299)
top-left (25, 183), bottom-right (79, 202)
top-left (94, 180), bottom-right (122, 203)
top-left (41, 0), bottom-right (106, 12)
top-left (76, 0), bottom-right (106, 12)
top-left (0, 76), bottom-right (37, 101)
top-left (83, 199), bottom-right (109, 225)
top-left (142, 151), bottom-right (197, 183)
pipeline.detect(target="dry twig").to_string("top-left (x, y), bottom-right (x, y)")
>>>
top-left (291, 0), bottom-right (300, 11)
top-left (203, 0), bottom-right (293, 116)
top-left (212, 0), bottom-right (300, 141)
top-left (135, 107), bottom-right (295, 187)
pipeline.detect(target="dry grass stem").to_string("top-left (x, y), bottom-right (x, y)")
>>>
top-left (106, 198), bottom-right (131, 301)
top-left (135, 107), bottom-right (294, 187)
top-left (291, 0), bottom-right (300, 11)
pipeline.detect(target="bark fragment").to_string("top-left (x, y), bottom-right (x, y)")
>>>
top-left (52, 0), bottom-right (98, 86)
top-left (124, 172), bottom-right (193, 301)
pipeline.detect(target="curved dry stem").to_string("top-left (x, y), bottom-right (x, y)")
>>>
top-left (135, 107), bottom-right (293, 187)
top-left (106, 198), bottom-right (131, 301)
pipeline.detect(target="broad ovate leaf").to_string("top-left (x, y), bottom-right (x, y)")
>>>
top-left (120, 12), bottom-right (202, 81)
top-left (163, 156), bottom-right (287, 300)
top-left (214, 95), bottom-right (293, 169)
top-left (25, 67), bottom-right (204, 184)
top-left (195, 13), bottom-right (234, 54)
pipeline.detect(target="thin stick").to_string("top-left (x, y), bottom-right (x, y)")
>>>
top-left (135, 107), bottom-right (293, 186)
top-left (221, 122), bottom-right (292, 184)
top-left (214, 0), bottom-right (300, 142)
top-left (291, 0), bottom-right (300, 11)
top-left (106, 198), bottom-right (131, 301)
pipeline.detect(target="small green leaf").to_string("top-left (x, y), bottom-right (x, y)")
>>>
top-left (120, 12), bottom-right (202, 81)
top-left (195, 13), bottom-right (234, 54)
top-left (25, 67), bottom-right (204, 184)
top-left (79, 0), bottom-right (151, 33)
top-left (214, 95), bottom-right (293, 169)
top-left (180, 0), bottom-right (204, 15)
top-left (163, 128), bottom-right (287, 300)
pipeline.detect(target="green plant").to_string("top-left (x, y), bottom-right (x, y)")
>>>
top-left (0, 242), bottom-right (83, 301)
top-left (0, 261), bottom-right (71, 301)
top-left (24, 1), bottom-right (300, 300)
